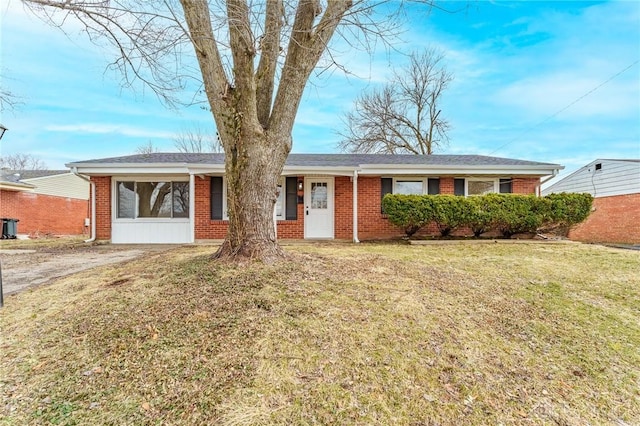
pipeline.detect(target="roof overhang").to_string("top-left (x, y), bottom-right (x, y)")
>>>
top-left (358, 163), bottom-right (564, 176)
top-left (0, 181), bottom-right (35, 192)
top-left (68, 161), bottom-right (564, 178)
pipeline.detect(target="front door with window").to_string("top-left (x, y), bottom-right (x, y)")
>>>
top-left (304, 178), bottom-right (334, 239)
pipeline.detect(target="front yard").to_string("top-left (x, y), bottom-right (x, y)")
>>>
top-left (1, 242), bottom-right (638, 425)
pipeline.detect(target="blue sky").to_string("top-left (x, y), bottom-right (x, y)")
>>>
top-left (1, 1), bottom-right (638, 184)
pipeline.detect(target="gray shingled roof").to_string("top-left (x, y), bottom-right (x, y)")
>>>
top-left (0, 171), bottom-right (36, 188)
top-left (69, 153), bottom-right (559, 167)
top-left (3, 170), bottom-right (70, 180)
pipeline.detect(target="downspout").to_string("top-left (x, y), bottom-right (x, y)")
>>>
top-left (538, 169), bottom-right (560, 196)
top-left (189, 173), bottom-right (196, 243)
top-left (72, 167), bottom-right (96, 243)
top-left (353, 169), bottom-right (359, 243)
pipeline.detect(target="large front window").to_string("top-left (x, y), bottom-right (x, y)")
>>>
top-left (117, 181), bottom-right (189, 219)
top-left (466, 179), bottom-right (498, 196)
top-left (395, 180), bottom-right (424, 195)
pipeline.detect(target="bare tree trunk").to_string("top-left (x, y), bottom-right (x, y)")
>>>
top-left (215, 132), bottom-right (289, 261)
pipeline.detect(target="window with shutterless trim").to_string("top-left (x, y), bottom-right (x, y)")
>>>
top-left (380, 177), bottom-right (441, 212)
top-left (116, 181), bottom-right (189, 219)
top-left (210, 176), bottom-right (298, 221)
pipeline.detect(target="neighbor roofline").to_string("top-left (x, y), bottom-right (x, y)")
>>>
top-left (0, 181), bottom-right (35, 191)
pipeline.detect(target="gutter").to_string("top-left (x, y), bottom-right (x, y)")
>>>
top-left (71, 167), bottom-right (96, 243)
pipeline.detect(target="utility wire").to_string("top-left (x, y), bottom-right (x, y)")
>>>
top-left (489, 59), bottom-right (639, 155)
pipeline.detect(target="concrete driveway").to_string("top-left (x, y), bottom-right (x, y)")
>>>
top-left (0, 244), bottom-right (177, 296)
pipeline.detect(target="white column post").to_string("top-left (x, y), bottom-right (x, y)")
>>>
top-left (353, 170), bottom-right (359, 243)
top-left (189, 173), bottom-right (196, 243)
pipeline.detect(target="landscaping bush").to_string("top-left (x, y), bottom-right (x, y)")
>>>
top-left (430, 195), bottom-right (472, 237)
top-left (383, 191), bottom-right (593, 239)
top-left (466, 195), bottom-right (498, 237)
top-left (484, 193), bottom-right (545, 238)
top-left (542, 192), bottom-right (593, 235)
top-left (382, 194), bottom-right (434, 237)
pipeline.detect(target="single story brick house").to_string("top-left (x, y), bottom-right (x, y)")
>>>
top-left (542, 159), bottom-right (640, 244)
top-left (0, 170), bottom-right (90, 237)
top-left (67, 153), bottom-right (563, 244)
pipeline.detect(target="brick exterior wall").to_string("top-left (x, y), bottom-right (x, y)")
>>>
top-left (193, 176), bottom-right (306, 240)
top-left (353, 176), bottom-right (540, 240)
top-left (92, 176), bottom-right (112, 239)
top-left (568, 193), bottom-right (640, 244)
top-left (512, 178), bottom-right (539, 195)
top-left (0, 189), bottom-right (89, 236)
top-left (92, 174), bottom-right (541, 242)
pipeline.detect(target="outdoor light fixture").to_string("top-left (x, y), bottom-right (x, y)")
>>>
top-left (298, 179), bottom-right (304, 191)
top-left (0, 124), bottom-right (7, 140)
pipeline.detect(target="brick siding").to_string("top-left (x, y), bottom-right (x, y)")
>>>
top-left (568, 193), bottom-right (640, 244)
top-left (353, 176), bottom-right (540, 240)
top-left (93, 174), bottom-right (541, 242)
top-left (193, 176), bottom-right (306, 240)
top-left (92, 176), bottom-right (112, 239)
top-left (0, 189), bottom-right (89, 236)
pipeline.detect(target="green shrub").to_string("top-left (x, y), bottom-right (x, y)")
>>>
top-left (382, 194), bottom-right (434, 237)
top-left (484, 194), bottom-right (544, 238)
top-left (431, 195), bottom-right (472, 237)
top-left (382, 191), bottom-right (593, 239)
top-left (466, 196), bottom-right (497, 237)
top-left (542, 192), bottom-right (593, 235)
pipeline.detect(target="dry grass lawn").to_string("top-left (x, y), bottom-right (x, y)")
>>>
top-left (1, 242), bottom-right (638, 425)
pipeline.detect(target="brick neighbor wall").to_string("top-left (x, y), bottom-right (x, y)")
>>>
top-left (568, 193), bottom-right (640, 244)
top-left (0, 189), bottom-right (89, 235)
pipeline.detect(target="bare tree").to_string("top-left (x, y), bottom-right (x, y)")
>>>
top-left (339, 48), bottom-right (452, 155)
top-left (174, 125), bottom-right (221, 153)
top-left (0, 89), bottom-right (21, 112)
top-left (135, 141), bottom-right (160, 154)
top-left (1, 75), bottom-right (23, 112)
top-left (0, 153), bottom-right (47, 170)
top-left (22, 0), bottom-right (432, 261)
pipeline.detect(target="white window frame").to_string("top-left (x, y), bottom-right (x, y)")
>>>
top-left (391, 177), bottom-right (441, 195)
top-left (465, 178), bottom-right (499, 196)
top-left (113, 177), bottom-right (190, 222)
top-left (275, 177), bottom-right (285, 221)
top-left (393, 178), bottom-right (425, 195)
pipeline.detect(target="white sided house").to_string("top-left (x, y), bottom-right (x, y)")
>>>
top-left (543, 159), bottom-right (640, 244)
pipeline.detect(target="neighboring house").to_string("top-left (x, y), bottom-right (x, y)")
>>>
top-left (0, 170), bottom-right (90, 236)
top-left (542, 159), bottom-right (640, 244)
top-left (67, 153), bottom-right (563, 244)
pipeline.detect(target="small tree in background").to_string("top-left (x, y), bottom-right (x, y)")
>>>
top-left (0, 153), bottom-right (47, 170)
top-left (173, 125), bottom-right (221, 153)
top-left (135, 141), bottom-right (160, 154)
top-left (338, 48), bottom-right (452, 155)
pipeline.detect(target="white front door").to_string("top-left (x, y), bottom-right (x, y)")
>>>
top-left (304, 178), bottom-right (334, 239)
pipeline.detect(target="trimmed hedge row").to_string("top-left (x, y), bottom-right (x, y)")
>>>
top-left (382, 192), bottom-right (593, 238)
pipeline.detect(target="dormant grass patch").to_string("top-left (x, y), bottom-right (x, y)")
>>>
top-left (1, 242), bottom-right (638, 425)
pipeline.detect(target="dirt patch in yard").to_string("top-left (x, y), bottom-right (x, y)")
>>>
top-left (0, 243), bottom-right (178, 296)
